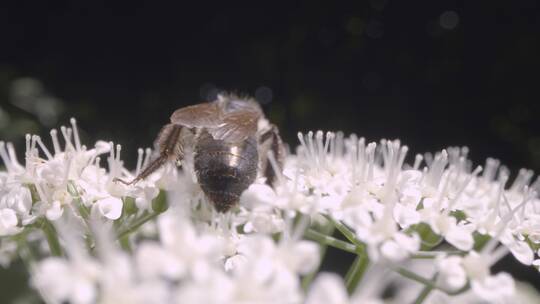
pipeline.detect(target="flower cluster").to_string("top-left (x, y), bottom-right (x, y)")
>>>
top-left (1, 120), bottom-right (540, 303)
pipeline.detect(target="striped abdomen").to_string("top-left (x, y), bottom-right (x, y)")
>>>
top-left (194, 132), bottom-right (258, 212)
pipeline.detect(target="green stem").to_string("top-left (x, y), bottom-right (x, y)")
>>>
top-left (412, 273), bottom-right (438, 304)
top-left (325, 216), bottom-right (370, 294)
top-left (411, 250), bottom-right (465, 259)
top-left (304, 229), bottom-right (358, 254)
top-left (67, 181), bottom-right (90, 220)
top-left (325, 216), bottom-right (365, 248)
top-left (395, 267), bottom-right (437, 288)
top-left (119, 235), bottom-right (132, 252)
top-left (394, 267), bottom-right (469, 296)
top-left (345, 253), bottom-right (369, 294)
top-left (115, 190), bottom-right (167, 240)
top-left (301, 223), bottom-right (335, 291)
top-left (116, 211), bottom-right (160, 240)
top-left (410, 253), bottom-right (436, 259)
top-left (15, 229), bottom-right (36, 269)
top-left (40, 219), bottom-right (63, 256)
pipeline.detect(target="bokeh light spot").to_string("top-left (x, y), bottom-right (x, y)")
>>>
top-left (439, 11), bottom-right (459, 30)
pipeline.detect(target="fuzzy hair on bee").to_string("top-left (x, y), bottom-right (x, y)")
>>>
top-left (114, 94), bottom-right (285, 212)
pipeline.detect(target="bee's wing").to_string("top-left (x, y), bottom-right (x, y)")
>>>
top-left (209, 110), bottom-right (261, 142)
top-left (170, 102), bottom-right (221, 128)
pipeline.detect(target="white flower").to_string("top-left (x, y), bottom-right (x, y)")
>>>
top-left (3, 123), bottom-right (540, 304)
top-left (0, 185), bottom-right (32, 215)
top-left (136, 242), bottom-right (185, 280)
top-left (379, 232), bottom-right (420, 262)
top-left (306, 272), bottom-right (385, 304)
top-left (0, 238), bottom-right (17, 267)
top-left (436, 255), bottom-right (467, 290)
top-left (240, 183), bottom-right (277, 209)
top-left (393, 203), bottom-right (421, 227)
top-left (45, 200), bottom-right (64, 220)
top-left (32, 257), bottom-right (100, 304)
top-left (155, 212), bottom-right (224, 280)
top-left (506, 239), bottom-right (534, 265)
top-left (436, 251), bottom-right (517, 302)
top-left (305, 273), bottom-right (348, 304)
top-left (133, 185), bottom-right (160, 210)
top-left (422, 208), bottom-right (474, 251)
top-left (174, 269), bottom-right (234, 304)
top-left (470, 272), bottom-right (515, 303)
top-left (239, 184), bottom-right (285, 233)
top-left (94, 197), bottom-right (123, 220)
top-left (0, 208), bottom-right (19, 236)
top-left (235, 235), bottom-right (320, 277)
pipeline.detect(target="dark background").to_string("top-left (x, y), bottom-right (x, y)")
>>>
top-left (1, 0), bottom-right (540, 301)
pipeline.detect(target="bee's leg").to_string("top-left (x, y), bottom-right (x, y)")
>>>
top-left (114, 124), bottom-right (184, 185)
top-left (259, 124), bottom-right (286, 185)
top-left (114, 154), bottom-right (169, 185)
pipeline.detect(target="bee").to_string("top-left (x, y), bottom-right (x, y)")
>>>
top-left (114, 94), bottom-right (285, 212)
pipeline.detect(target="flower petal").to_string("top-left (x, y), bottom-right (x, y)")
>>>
top-left (96, 197), bottom-right (123, 220)
top-left (305, 273), bottom-right (348, 304)
top-left (46, 201), bottom-right (64, 221)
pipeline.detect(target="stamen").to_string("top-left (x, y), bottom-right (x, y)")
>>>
top-left (493, 174), bottom-right (509, 213)
top-left (0, 141), bottom-right (12, 172)
top-left (114, 144), bottom-right (122, 177)
top-left (25, 134), bottom-right (31, 157)
top-left (107, 142), bottom-right (117, 177)
top-left (354, 137), bottom-right (366, 184)
top-left (136, 148), bottom-right (144, 175)
top-left (335, 132), bottom-right (344, 158)
top-left (34, 135), bottom-right (53, 160)
top-left (413, 154), bottom-right (423, 170)
top-left (95, 157), bottom-right (102, 185)
top-left (447, 165), bottom-right (482, 210)
top-left (530, 176), bottom-right (540, 195)
top-left (63, 155), bottom-right (73, 184)
top-left (510, 169), bottom-right (534, 193)
top-left (315, 130), bottom-right (324, 166)
top-left (267, 150), bottom-right (284, 186)
top-left (483, 196), bottom-right (530, 255)
top-left (143, 148), bottom-right (152, 167)
top-left (70, 118), bottom-right (82, 151)
top-left (323, 131), bottom-right (333, 157)
top-left (435, 168), bottom-right (454, 210)
top-left (297, 132), bottom-right (307, 157)
top-left (6, 143), bottom-right (20, 169)
top-left (60, 126), bottom-right (71, 151)
top-left (115, 144), bottom-right (122, 163)
top-left (425, 150), bottom-right (448, 189)
top-left (366, 142), bottom-right (376, 181)
top-left (50, 129), bottom-right (61, 154)
top-left (30, 135), bottom-right (38, 157)
top-left (482, 158), bottom-right (500, 183)
top-left (380, 140), bottom-right (408, 204)
top-left (424, 152), bottom-right (433, 167)
top-left (306, 131), bottom-right (316, 167)
top-left (34, 182), bottom-right (47, 203)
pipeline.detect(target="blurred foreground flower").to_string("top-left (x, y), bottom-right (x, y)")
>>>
top-left (1, 120), bottom-right (540, 303)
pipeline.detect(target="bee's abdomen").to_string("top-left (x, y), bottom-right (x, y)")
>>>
top-left (194, 134), bottom-right (258, 212)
